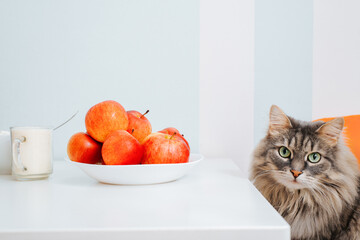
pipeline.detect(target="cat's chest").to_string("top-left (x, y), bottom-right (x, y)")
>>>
top-left (275, 197), bottom-right (336, 240)
top-left (276, 199), bottom-right (316, 225)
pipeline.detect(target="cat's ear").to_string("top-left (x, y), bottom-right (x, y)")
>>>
top-left (268, 105), bottom-right (292, 135)
top-left (316, 118), bottom-right (344, 146)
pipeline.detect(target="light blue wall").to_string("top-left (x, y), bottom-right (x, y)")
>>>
top-left (0, 0), bottom-right (199, 159)
top-left (254, 0), bottom-right (313, 144)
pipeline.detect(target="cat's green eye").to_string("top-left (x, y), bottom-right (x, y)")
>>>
top-left (279, 146), bottom-right (291, 158)
top-left (308, 152), bottom-right (321, 163)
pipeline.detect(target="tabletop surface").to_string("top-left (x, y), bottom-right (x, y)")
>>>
top-left (0, 158), bottom-right (290, 240)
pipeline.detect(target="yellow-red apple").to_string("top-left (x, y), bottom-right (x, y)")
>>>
top-left (158, 127), bottom-right (190, 149)
top-left (141, 132), bottom-right (190, 164)
top-left (158, 127), bottom-right (180, 135)
top-left (67, 132), bottom-right (102, 164)
top-left (102, 130), bottom-right (144, 165)
top-left (85, 100), bottom-right (129, 142)
top-left (127, 110), bottom-right (152, 143)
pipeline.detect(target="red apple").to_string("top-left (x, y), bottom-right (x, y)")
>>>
top-left (141, 132), bottom-right (190, 164)
top-left (67, 132), bottom-right (102, 164)
top-left (102, 130), bottom-right (144, 165)
top-left (127, 110), bottom-right (152, 143)
top-left (158, 127), bottom-right (190, 149)
top-left (85, 100), bottom-right (129, 142)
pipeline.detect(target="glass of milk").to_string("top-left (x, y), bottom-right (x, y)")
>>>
top-left (10, 127), bottom-right (53, 180)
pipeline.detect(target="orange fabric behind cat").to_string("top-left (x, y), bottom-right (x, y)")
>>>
top-left (315, 115), bottom-right (360, 164)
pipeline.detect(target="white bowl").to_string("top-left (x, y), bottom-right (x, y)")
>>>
top-left (66, 153), bottom-right (203, 185)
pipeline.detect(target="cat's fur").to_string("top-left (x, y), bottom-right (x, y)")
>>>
top-left (250, 105), bottom-right (360, 240)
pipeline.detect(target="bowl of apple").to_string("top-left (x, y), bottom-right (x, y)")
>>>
top-left (66, 100), bottom-right (203, 185)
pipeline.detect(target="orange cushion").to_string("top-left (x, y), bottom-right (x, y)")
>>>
top-left (314, 115), bottom-right (360, 163)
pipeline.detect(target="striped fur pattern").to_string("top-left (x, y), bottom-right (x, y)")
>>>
top-left (250, 105), bottom-right (360, 240)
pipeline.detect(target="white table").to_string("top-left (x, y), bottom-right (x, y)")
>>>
top-left (0, 158), bottom-right (290, 240)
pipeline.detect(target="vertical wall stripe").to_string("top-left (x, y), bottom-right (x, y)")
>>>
top-left (254, 0), bottom-right (313, 144)
top-left (313, 0), bottom-right (360, 120)
top-left (200, 0), bottom-right (254, 174)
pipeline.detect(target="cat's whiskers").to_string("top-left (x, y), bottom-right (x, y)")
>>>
top-left (251, 169), bottom-right (282, 183)
top-left (303, 179), bottom-right (345, 217)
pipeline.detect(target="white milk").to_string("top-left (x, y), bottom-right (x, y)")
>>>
top-left (0, 131), bottom-right (11, 174)
top-left (11, 127), bottom-right (53, 180)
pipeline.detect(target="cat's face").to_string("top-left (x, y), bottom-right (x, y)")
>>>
top-left (254, 105), bottom-right (345, 190)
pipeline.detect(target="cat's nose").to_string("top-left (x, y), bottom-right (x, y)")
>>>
top-left (290, 169), bottom-right (303, 179)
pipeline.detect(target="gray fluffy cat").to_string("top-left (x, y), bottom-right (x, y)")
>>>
top-left (250, 105), bottom-right (360, 240)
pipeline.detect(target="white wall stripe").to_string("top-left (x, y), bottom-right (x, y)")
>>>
top-left (313, 0), bottom-right (360, 119)
top-left (200, 0), bottom-right (255, 174)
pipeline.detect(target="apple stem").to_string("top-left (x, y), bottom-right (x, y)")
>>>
top-left (131, 129), bottom-right (135, 134)
top-left (140, 110), bottom-right (149, 119)
top-left (170, 132), bottom-right (177, 140)
top-left (182, 134), bottom-right (184, 137)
